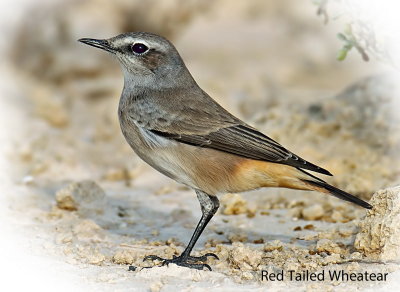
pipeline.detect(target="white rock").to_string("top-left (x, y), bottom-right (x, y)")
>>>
top-left (354, 186), bottom-right (400, 261)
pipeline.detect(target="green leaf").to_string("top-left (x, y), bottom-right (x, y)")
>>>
top-left (337, 48), bottom-right (348, 61)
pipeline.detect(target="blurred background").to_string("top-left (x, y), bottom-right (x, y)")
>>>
top-left (1, 0), bottom-right (400, 290)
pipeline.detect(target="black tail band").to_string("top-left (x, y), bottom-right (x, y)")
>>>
top-left (302, 179), bottom-right (372, 209)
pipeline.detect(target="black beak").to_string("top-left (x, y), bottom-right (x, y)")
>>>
top-left (78, 38), bottom-right (116, 54)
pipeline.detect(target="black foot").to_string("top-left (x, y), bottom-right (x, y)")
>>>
top-left (143, 253), bottom-right (219, 271)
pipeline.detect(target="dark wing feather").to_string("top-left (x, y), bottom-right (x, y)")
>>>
top-left (151, 124), bottom-right (332, 176)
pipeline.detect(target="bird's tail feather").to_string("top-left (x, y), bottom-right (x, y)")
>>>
top-left (302, 179), bottom-right (372, 209)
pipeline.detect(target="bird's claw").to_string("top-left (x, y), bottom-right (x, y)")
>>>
top-left (143, 252), bottom-right (218, 271)
top-left (188, 252), bottom-right (219, 262)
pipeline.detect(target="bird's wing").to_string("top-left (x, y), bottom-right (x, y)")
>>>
top-left (124, 90), bottom-right (332, 176)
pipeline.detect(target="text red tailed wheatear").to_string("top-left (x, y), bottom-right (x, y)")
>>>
top-left (79, 32), bottom-right (372, 271)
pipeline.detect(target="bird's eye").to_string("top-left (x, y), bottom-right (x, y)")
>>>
top-left (131, 43), bottom-right (149, 55)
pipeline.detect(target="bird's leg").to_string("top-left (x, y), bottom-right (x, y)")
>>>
top-left (143, 190), bottom-right (220, 271)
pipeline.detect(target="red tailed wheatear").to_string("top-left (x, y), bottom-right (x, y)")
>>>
top-left (79, 32), bottom-right (372, 271)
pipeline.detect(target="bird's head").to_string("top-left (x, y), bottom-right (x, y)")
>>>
top-left (79, 32), bottom-right (192, 89)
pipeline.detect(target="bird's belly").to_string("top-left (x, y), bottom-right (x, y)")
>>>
top-left (119, 116), bottom-right (197, 187)
top-left (141, 149), bottom-right (199, 188)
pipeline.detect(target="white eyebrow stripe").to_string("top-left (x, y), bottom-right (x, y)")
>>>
top-left (124, 38), bottom-right (165, 52)
top-left (131, 39), bottom-right (151, 47)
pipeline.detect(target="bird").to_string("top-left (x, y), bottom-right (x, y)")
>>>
top-left (78, 32), bottom-right (372, 271)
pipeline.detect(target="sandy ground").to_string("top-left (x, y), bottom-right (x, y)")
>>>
top-left (1, 1), bottom-right (400, 291)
